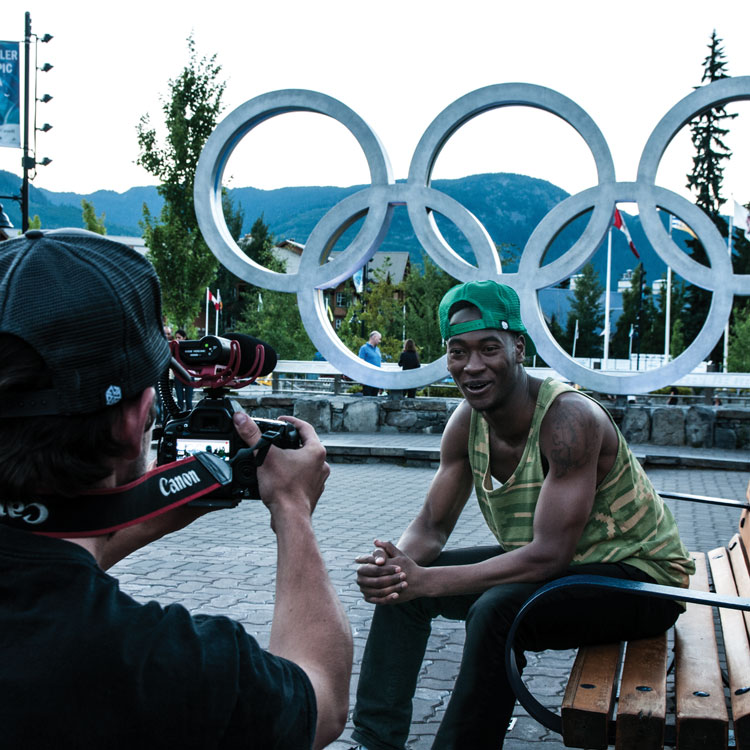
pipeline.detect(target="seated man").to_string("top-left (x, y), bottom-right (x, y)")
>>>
top-left (349, 280), bottom-right (694, 750)
top-left (0, 229), bottom-right (352, 749)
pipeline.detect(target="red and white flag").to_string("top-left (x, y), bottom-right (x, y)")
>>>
top-left (613, 208), bottom-right (640, 259)
top-left (207, 288), bottom-right (221, 310)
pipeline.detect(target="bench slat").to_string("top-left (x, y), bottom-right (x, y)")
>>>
top-left (731, 531), bottom-right (750, 641)
top-left (675, 552), bottom-right (728, 749)
top-left (561, 642), bottom-right (621, 749)
top-left (709, 546), bottom-right (750, 750)
top-left (615, 633), bottom-right (666, 749)
top-left (740, 508), bottom-right (750, 562)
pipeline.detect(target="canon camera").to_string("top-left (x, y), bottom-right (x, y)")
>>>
top-left (156, 334), bottom-right (300, 507)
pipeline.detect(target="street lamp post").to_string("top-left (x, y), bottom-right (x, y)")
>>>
top-left (0, 11), bottom-right (53, 232)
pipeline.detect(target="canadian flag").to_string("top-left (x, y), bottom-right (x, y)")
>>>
top-left (613, 208), bottom-right (640, 259)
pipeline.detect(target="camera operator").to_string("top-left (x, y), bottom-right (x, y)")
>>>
top-left (0, 229), bottom-right (352, 749)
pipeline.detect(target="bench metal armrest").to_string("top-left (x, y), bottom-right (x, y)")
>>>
top-left (656, 489), bottom-right (750, 510)
top-left (504, 574), bottom-right (750, 736)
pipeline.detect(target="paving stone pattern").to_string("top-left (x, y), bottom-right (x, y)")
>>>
top-left (112, 461), bottom-right (750, 749)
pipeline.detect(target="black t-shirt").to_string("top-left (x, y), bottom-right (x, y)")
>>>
top-left (0, 525), bottom-right (316, 749)
top-left (398, 350), bottom-right (420, 370)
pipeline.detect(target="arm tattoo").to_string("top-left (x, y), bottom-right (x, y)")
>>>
top-left (546, 399), bottom-right (600, 478)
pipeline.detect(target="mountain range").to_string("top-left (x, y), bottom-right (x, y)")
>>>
top-left (0, 168), bottom-right (675, 288)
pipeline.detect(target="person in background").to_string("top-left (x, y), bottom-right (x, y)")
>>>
top-left (398, 339), bottom-right (421, 398)
top-left (358, 330), bottom-right (382, 397)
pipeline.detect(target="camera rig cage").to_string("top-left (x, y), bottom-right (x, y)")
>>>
top-left (157, 335), bottom-right (299, 507)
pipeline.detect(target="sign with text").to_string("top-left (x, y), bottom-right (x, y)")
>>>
top-left (0, 41), bottom-right (20, 148)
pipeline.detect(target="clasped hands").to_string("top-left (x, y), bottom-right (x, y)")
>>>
top-left (355, 540), bottom-right (425, 605)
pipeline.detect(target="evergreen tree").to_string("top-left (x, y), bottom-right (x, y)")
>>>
top-left (646, 273), bottom-right (689, 357)
top-left (611, 266), bottom-right (650, 359)
top-left (81, 199), bottom-right (106, 235)
top-left (683, 30), bottom-right (736, 363)
top-left (212, 190), bottom-right (245, 331)
top-left (563, 263), bottom-right (604, 357)
top-left (136, 36), bottom-right (225, 329)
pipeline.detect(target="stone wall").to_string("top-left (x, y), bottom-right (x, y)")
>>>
top-left (235, 393), bottom-right (750, 449)
top-left (236, 394), bottom-right (460, 435)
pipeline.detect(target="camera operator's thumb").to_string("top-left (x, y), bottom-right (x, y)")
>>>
top-left (233, 410), bottom-right (262, 446)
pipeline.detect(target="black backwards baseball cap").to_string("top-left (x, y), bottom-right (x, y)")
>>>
top-left (438, 280), bottom-right (536, 357)
top-left (0, 229), bottom-right (171, 417)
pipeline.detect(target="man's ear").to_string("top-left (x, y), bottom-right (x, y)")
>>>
top-left (113, 388), bottom-right (156, 460)
top-left (514, 334), bottom-right (527, 362)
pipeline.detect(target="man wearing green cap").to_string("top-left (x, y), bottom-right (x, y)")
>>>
top-left (348, 280), bottom-right (693, 750)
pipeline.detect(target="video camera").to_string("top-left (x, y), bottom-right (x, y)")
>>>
top-left (156, 333), bottom-right (300, 507)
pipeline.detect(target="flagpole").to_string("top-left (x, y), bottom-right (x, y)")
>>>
top-left (665, 215), bottom-right (672, 362)
top-left (603, 227), bottom-right (612, 371)
top-left (205, 287), bottom-right (210, 337)
top-left (215, 291), bottom-right (219, 336)
top-left (628, 324), bottom-right (633, 368)
top-left (724, 212), bottom-right (733, 373)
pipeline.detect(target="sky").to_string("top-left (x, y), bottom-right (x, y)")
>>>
top-left (1, 0), bottom-right (750, 211)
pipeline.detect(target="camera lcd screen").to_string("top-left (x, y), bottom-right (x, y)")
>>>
top-left (176, 438), bottom-right (231, 461)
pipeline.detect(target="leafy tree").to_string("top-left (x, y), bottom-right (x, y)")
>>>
top-left (234, 216), bottom-right (315, 359)
top-left (136, 36), bottom-right (225, 329)
top-left (28, 215), bottom-right (41, 229)
top-left (400, 256), bottom-right (458, 362)
top-left (81, 199), bottom-right (106, 235)
top-left (732, 201), bottom-right (750, 275)
top-left (238, 289), bottom-right (316, 360)
top-left (339, 260), bottom-right (405, 362)
top-left (563, 263), bottom-right (604, 357)
top-left (670, 318), bottom-right (686, 360)
top-left (728, 303), bottom-right (750, 371)
top-left (683, 30), bottom-right (735, 363)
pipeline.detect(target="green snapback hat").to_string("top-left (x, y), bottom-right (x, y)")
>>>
top-left (438, 280), bottom-right (535, 357)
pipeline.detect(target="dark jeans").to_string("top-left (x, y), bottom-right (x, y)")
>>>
top-left (351, 546), bottom-right (682, 750)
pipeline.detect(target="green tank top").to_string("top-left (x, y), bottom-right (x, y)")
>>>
top-left (468, 378), bottom-right (695, 588)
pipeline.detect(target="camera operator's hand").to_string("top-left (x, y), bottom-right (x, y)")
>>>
top-left (233, 412), bottom-right (329, 522)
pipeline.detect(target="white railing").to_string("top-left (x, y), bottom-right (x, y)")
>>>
top-left (238, 360), bottom-right (750, 397)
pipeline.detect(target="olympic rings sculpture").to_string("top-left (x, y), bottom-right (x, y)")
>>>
top-left (194, 78), bottom-right (750, 395)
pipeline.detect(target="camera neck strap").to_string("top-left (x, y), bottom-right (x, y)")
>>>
top-left (0, 452), bottom-right (232, 538)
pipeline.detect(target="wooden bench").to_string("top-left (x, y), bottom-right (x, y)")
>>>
top-left (505, 486), bottom-right (750, 749)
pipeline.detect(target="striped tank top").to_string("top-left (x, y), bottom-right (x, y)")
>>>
top-left (468, 378), bottom-right (695, 588)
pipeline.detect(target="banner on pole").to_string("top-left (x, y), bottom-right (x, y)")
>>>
top-left (0, 41), bottom-right (20, 149)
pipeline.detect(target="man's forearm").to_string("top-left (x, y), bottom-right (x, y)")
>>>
top-left (268, 503), bottom-right (352, 742)
top-left (397, 517), bottom-right (448, 566)
top-left (269, 506), bottom-right (351, 659)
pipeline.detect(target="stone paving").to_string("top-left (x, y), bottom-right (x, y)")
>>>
top-left (119, 446), bottom-right (750, 749)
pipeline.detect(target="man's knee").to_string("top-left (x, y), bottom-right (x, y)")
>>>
top-left (465, 582), bottom-right (539, 641)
